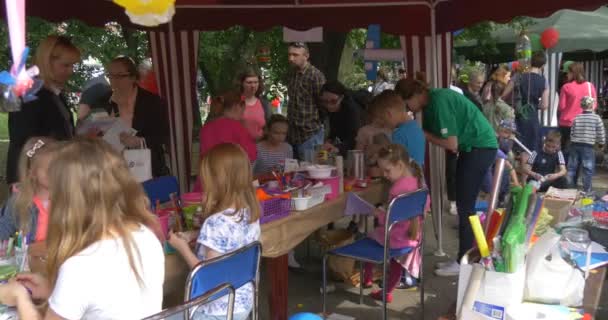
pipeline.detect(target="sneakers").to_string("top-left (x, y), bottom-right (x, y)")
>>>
top-left (396, 274), bottom-right (419, 291)
top-left (288, 250), bottom-right (301, 269)
top-left (435, 260), bottom-right (456, 269)
top-left (449, 201), bottom-right (458, 216)
top-left (434, 260), bottom-right (460, 277)
top-left (362, 280), bottom-right (373, 289)
top-left (370, 290), bottom-right (393, 303)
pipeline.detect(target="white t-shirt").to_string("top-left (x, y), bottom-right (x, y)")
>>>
top-left (48, 225), bottom-right (165, 320)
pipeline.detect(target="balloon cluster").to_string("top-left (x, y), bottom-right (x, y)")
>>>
top-left (113, 0), bottom-right (175, 27)
top-left (0, 47), bottom-right (43, 112)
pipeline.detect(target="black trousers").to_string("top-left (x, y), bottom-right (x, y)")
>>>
top-left (456, 148), bottom-right (497, 262)
top-left (446, 151), bottom-right (458, 202)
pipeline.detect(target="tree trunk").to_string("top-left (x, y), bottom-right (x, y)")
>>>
top-left (308, 31), bottom-right (347, 82)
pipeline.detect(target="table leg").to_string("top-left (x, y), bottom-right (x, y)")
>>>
top-left (266, 254), bottom-right (288, 320)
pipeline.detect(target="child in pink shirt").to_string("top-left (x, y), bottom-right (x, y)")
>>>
top-left (363, 143), bottom-right (428, 303)
top-left (193, 91), bottom-right (256, 192)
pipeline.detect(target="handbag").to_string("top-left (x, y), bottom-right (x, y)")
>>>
top-left (514, 73), bottom-right (536, 120)
top-left (123, 140), bottom-right (153, 183)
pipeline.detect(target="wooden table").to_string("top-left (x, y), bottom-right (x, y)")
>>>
top-left (162, 182), bottom-right (387, 319)
top-left (584, 266), bottom-right (606, 317)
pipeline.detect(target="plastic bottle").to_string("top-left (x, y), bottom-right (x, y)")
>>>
top-left (515, 31), bottom-right (532, 70)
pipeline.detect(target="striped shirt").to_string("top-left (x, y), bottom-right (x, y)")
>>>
top-left (253, 142), bottom-right (294, 175)
top-left (287, 63), bottom-right (326, 144)
top-left (570, 111), bottom-right (606, 146)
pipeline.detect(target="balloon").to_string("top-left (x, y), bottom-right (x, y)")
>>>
top-left (113, 0), bottom-right (175, 26)
top-left (289, 313), bottom-right (323, 320)
top-left (511, 61), bottom-right (520, 72)
top-left (529, 34), bottom-right (542, 52)
top-left (541, 27), bottom-right (560, 49)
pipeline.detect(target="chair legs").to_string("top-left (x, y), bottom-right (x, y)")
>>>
top-left (359, 261), bottom-right (364, 305)
top-left (322, 254), bottom-right (328, 316)
top-left (382, 260), bottom-right (388, 320)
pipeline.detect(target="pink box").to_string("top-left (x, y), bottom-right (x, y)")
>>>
top-left (316, 176), bottom-right (340, 200)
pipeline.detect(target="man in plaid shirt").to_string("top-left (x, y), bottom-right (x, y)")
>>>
top-left (286, 42), bottom-right (326, 159)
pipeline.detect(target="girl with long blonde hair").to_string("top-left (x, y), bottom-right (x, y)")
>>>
top-left (0, 137), bottom-right (57, 242)
top-left (169, 143), bottom-right (260, 320)
top-left (0, 138), bottom-right (165, 320)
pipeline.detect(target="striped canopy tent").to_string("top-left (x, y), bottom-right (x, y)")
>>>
top-left (7, 0), bottom-right (608, 256)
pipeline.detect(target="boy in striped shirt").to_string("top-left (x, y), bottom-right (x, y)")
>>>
top-left (567, 96), bottom-right (606, 193)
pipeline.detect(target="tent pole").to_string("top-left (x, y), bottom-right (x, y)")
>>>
top-left (430, 0), bottom-right (446, 257)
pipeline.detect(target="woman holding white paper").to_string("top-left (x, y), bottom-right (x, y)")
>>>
top-left (105, 56), bottom-right (170, 177)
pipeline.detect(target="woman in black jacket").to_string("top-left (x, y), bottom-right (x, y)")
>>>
top-left (105, 56), bottom-right (170, 177)
top-left (320, 81), bottom-right (364, 157)
top-left (7, 35), bottom-right (81, 185)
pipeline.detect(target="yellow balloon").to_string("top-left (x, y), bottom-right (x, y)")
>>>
top-left (114, 0), bottom-right (175, 15)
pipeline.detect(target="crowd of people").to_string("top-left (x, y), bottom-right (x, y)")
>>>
top-left (0, 32), bottom-right (604, 319)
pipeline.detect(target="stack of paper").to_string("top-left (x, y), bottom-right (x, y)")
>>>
top-left (344, 192), bottom-right (375, 216)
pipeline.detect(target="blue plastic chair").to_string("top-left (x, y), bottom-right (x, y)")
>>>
top-left (142, 176), bottom-right (180, 209)
top-left (185, 241), bottom-right (262, 320)
top-left (322, 188), bottom-right (428, 320)
top-left (142, 283), bottom-right (236, 320)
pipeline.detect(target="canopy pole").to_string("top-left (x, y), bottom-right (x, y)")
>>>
top-left (429, 0), bottom-right (446, 257)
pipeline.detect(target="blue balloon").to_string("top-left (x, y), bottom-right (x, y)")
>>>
top-left (289, 312), bottom-right (323, 320)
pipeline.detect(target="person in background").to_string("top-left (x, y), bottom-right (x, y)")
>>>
top-left (481, 66), bottom-right (511, 104)
top-left (0, 137), bottom-right (57, 240)
top-left (138, 58), bottom-right (160, 95)
top-left (355, 105), bottom-right (392, 178)
top-left (385, 88), bottom-right (425, 167)
top-left (514, 51), bottom-right (549, 154)
top-left (77, 75), bottom-right (111, 121)
top-left (559, 62), bottom-right (598, 158)
top-left (567, 96), bottom-right (605, 194)
top-left (449, 66), bottom-right (463, 95)
top-left (362, 144), bottom-right (428, 301)
top-left (0, 138), bottom-right (165, 319)
top-left (240, 68), bottom-right (271, 140)
top-left (320, 81), bottom-right (363, 157)
top-left (7, 35), bottom-right (80, 186)
top-left (169, 143), bottom-right (260, 320)
top-left (461, 68), bottom-right (485, 112)
top-left (286, 42), bottom-right (326, 159)
top-left (398, 68), bottom-right (407, 80)
top-left (523, 131), bottom-right (568, 192)
top-left (253, 115), bottom-right (294, 176)
top-left (398, 79), bottom-right (497, 277)
top-left (372, 68), bottom-right (393, 96)
top-left (194, 91), bottom-right (256, 192)
top-left (482, 80), bottom-right (515, 132)
top-left (105, 56), bottom-right (170, 177)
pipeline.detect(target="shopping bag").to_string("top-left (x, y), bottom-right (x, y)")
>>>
top-left (124, 140), bottom-right (152, 182)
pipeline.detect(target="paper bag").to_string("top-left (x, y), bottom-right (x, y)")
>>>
top-left (124, 140), bottom-right (152, 182)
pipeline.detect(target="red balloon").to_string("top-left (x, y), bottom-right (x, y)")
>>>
top-left (511, 61), bottom-right (520, 71)
top-left (541, 28), bottom-right (560, 49)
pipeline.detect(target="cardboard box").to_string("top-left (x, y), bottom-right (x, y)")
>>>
top-left (543, 197), bottom-right (574, 226)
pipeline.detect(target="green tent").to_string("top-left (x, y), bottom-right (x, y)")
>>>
top-left (456, 7), bottom-right (608, 62)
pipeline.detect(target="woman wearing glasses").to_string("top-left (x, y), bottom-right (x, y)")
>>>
top-left (7, 35), bottom-right (81, 187)
top-left (320, 80), bottom-right (363, 157)
top-left (104, 56), bottom-right (170, 177)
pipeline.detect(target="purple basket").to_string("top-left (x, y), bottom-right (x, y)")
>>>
top-left (260, 197), bottom-right (291, 224)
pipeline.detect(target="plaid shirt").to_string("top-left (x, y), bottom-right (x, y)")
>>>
top-left (287, 63), bottom-right (326, 144)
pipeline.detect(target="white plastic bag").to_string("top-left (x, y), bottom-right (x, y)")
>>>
top-left (524, 230), bottom-right (585, 306)
top-left (124, 140), bottom-right (152, 183)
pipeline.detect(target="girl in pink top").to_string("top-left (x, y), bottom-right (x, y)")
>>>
top-left (559, 62), bottom-right (597, 150)
top-left (193, 91), bottom-right (256, 192)
top-left (363, 144), bottom-right (428, 303)
top-left (240, 69), bottom-right (270, 140)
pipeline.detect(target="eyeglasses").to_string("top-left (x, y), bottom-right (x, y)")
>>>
top-left (107, 73), bottom-right (132, 79)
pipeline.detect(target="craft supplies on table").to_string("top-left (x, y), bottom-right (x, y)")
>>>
top-left (291, 185), bottom-right (331, 211)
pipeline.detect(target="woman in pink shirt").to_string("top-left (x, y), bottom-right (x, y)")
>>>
top-left (559, 62), bottom-right (597, 153)
top-left (240, 69), bottom-right (270, 140)
top-left (194, 91), bottom-right (256, 192)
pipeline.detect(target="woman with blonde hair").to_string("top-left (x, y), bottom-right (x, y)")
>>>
top-left (7, 35), bottom-right (81, 186)
top-left (0, 138), bottom-right (165, 319)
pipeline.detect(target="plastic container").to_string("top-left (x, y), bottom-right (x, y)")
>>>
top-left (260, 197), bottom-right (292, 224)
top-left (306, 165), bottom-right (335, 179)
top-left (315, 176), bottom-right (340, 200)
top-left (181, 192), bottom-right (203, 207)
top-left (291, 185), bottom-right (331, 211)
top-left (292, 196), bottom-right (313, 211)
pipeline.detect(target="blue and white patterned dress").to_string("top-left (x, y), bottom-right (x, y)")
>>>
top-left (194, 208), bottom-right (261, 317)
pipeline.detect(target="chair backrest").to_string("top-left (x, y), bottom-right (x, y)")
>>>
top-left (385, 188), bottom-right (428, 227)
top-left (142, 176), bottom-right (179, 207)
top-left (186, 241), bottom-right (261, 302)
top-left (142, 283), bottom-right (235, 320)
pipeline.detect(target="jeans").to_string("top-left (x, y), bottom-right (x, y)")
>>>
top-left (456, 148), bottom-right (497, 262)
top-left (294, 128), bottom-right (325, 161)
top-left (567, 143), bottom-right (595, 193)
top-left (560, 126), bottom-right (572, 163)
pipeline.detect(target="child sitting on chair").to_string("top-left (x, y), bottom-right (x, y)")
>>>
top-left (523, 131), bottom-right (568, 192)
top-left (169, 143), bottom-right (261, 320)
top-left (362, 144), bottom-right (428, 302)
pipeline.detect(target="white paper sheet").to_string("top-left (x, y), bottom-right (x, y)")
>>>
top-left (102, 119), bottom-right (137, 152)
